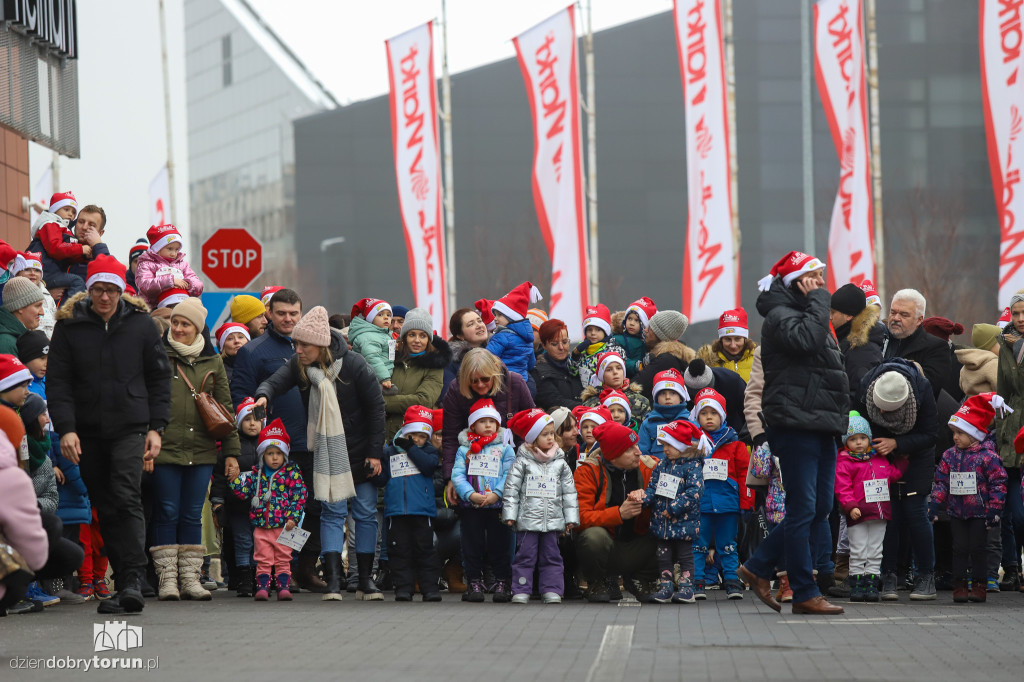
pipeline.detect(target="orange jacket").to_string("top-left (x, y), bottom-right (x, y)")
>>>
top-left (573, 450), bottom-right (658, 534)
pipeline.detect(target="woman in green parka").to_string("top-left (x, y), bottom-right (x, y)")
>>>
top-left (384, 308), bottom-right (453, 441)
top-left (149, 297), bottom-right (240, 602)
top-left (995, 291), bottom-right (1024, 589)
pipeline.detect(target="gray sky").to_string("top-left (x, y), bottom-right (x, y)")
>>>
top-left (29, 0), bottom-right (671, 263)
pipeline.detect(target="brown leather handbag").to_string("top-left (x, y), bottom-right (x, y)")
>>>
top-left (176, 364), bottom-right (235, 438)
top-left (0, 530), bottom-right (32, 582)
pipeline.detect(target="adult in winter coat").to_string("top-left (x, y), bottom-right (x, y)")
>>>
top-left (0, 276), bottom-right (45, 355)
top-left (149, 298), bottom-right (240, 602)
top-left (695, 308), bottom-right (758, 383)
top-left (956, 324), bottom-right (999, 397)
top-left (384, 309), bottom-right (452, 441)
top-left (856, 358), bottom-right (938, 599)
top-left (738, 252), bottom-right (849, 616)
top-left (255, 306), bottom-right (386, 600)
top-left (9, 253), bottom-right (57, 339)
top-left (48, 255), bottom-right (171, 614)
top-left (995, 291), bottom-right (1024, 586)
top-left (922, 317), bottom-right (967, 403)
top-left (635, 310), bottom-right (696, 404)
top-left (532, 319), bottom-right (583, 410)
top-left (882, 289), bottom-right (949, 400)
top-left (0, 429), bottom-right (48, 611)
top-left (681, 359), bottom-right (749, 443)
top-left (830, 283), bottom-right (884, 403)
top-left (442, 307), bottom-right (491, 400)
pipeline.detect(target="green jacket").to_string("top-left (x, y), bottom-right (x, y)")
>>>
top-left (996, 333), bottom-right (1024, 469)
top-left (159, 331), bottom-right (240, 467)
top-left (383, 336), bottom-right (452, 441)
top-left (349, 315), bottom-right (394, 383)
top-left (0, 307), bottom-right (27, 356)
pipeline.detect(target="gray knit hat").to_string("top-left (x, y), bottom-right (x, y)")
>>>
top-left (649, 310), bottom-right (689, 342)
top-left (2, 277), bottom-right (44, 313)
top-left (683, 358), bottom-right (714, 392)
top-left (400, 307), bottom-right (433, 338)
top-left (873, 371), bottom-right (910, 411)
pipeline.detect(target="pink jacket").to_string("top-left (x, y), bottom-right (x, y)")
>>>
top-left (834, 449), bottom-right (908, 525)
top-left (135, 250), bottom-right (204, 309)
top-left (0, 431), bottom-right (48, 602)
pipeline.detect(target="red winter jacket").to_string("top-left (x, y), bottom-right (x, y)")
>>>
top-left (36, 221), bottom-right (85, 263)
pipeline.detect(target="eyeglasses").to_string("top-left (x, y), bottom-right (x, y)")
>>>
top-left (89, 286), bottom-right (121, 299)
top-left (470, 376), bottom-right (493, 386)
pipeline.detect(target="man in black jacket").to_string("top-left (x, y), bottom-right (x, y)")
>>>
top-left (635, 310), bottom-right (695, 403)
top-left (48, 255), bottom-right (171, 614)
top-left (831, 283), bottom-right (884, 403)
top-left (738, 252), bottom-right (849, 616)
top-left (682, 359), bottom-right (749, 443)
top-left (882, 289), bottom-right (948, 399)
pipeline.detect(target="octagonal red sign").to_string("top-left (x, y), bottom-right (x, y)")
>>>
top-left (201, 228), bottom-right (262, 290)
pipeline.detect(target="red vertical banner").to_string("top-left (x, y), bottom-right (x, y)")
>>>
top-left (513, 5), bottom-right (589, 335)
top-left (386, 22), bottom-right (449, 336)
top-left (674, 0), bottom-right (738, 324)
top-left (814, 0), bottom-right (876, 292)
top-left (981, 0), bottom-right (1024, 309)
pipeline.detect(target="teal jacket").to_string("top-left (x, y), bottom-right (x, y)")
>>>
top-left (349, 315), bottom-right (394, 383)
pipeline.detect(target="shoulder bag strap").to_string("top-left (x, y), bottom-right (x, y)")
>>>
top-left (199, 371), bottom-right (216, 394)
top-left (176, 363), bottom-right (198, 394)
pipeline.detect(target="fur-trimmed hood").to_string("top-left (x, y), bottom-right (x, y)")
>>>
top-left (649, 340), bottom-right (696, 363)
top-left (842, 304), bottom-right (881, 350)
top-left (611, 310), bottom-right (627, 336)
top-left (55, 290), bottom-right (151, 321)
top-left (580, 380), bottom-right (645, 403)
top-left (398, 334), bottom-right (453, 370)
top-left (457, 426), bottom-right (506, 448)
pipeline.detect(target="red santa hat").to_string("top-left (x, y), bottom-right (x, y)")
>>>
top-left (573, 405), bottom-right (612, 428)
top-left (508, 408), bottom-right (554, 444)
top-left (600, 388), bottom-right (631, 419)
top-left (652, 369), bottom-right (689, 402)
top-left (693, 387), bottom-right (727, 423)
top-left (582, 304), bottom-right (612, 337)
top-left (718, 308), bottom-right (749, 339)
top-left (527, 308), bottom-right (549, 332)
top-left (0, 355), bottom-right (32, 392)
top-left (0, 242), bottom-right (16, 270)
top-left (949, 392), bottom-right (1013, 443)
top-left (48, 191), bottom-right (77, 214)
top-left (235, 397), bottom-right (257, 428)
top-left (468, 398), bottom-right (501, 427)
top-left (216, 322), bottom-right (250, 349)
top-left (596, 351), bottom-right (626, 384)
top-left (593, 421), bottom-right (639, 460)
top-left (475, 299), bottom-right (496, 332)
top-left (999, 307), bottom-right (1012, 328)
top-left (261, 286), bottom-right (284, 307)
top-left (399, 405), bottom-right (435, 438)
top-left (626, 297), bottom-right (657, 329)
top-left (125, 285), bottom-right (138, 297)
top-left (859, 280), bottom-right (881, 308)
top-left (158, 288), bottom-right (189, 308)
top-left (492, 282), bottom-right (542, 323)
top-left (431, 409), bottom-right (444, 434)
top-left (257, 418), bottom-right (291, 458)
top-left (658, 419), bottom-right (712, 455)
top-left (147, 224), bottom-right (183, 254)
top-left (351, 297), bottom-right (392, 322)
top-left (85, 254), bottom-right (127, 292)
top-left (9, 251), bottom-right (42, 275)
top-left (757, 251), bottom-right (826, 292)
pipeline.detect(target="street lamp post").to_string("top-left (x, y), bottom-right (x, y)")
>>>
top-left (320, 237), bottom-right (346, 310)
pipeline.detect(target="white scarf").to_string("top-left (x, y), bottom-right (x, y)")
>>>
top-left (306, 360), bottom-right (356, 503)
top-left (168, 333), bottom-right (205, 359)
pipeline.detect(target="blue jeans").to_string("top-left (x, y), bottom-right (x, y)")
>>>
top-left (694, 512), bottom-right (740, 583)
top-left (744, 428), bottom-right (836, 604)
top-left (349, 482), bottom-right (380, 555)
top-left (1001, 468), bottom-right (1024, 567)
top-left (320, 500), bottom-right (348, 555)
top-left (227, 508), bottom-right (254, 567)
top-left (882, 487), bottom-right (934, 575)
top-left (152, 463), bottom-right (215, 545)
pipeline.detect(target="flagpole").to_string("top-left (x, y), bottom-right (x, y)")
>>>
top-left (723, 0), bottom-right (741, 285)
top-left (583, 0), bottom-right (599, 304)
top-left (865, 0), bottom-right (885, 303)
top-left (158, 0), bottom-right (177, 227)
top-left (801, 0), bottom-right (815, 256)
top-left (440, 1), bottom-right (457, 314)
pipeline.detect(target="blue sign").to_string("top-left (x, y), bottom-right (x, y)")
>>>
top-left (199, 292), bottom-right (259, 336)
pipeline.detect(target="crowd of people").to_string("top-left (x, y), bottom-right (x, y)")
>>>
top-left (2, 192), bottom-right (1024, 617)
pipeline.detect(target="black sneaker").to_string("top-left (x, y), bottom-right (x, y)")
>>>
top-left (462, 580), bottom-right (485, 602)
top-left (492, 579), bottom-right (512, 603)
top-left (564, 577), bottom-right (584, 600)
top-left (724, 579), bottom-right (745, 599)
top-left (117, 574), bottom-right (146, 613)
top-left (97, 596), bottom-right (126, 615)
top-left (586, 579), bottom-right (611, 603)
top-left (8, 599), bottom-right (44, 614)
top-left (999, 570), bottom-right (1021, 592)
top-left (608, 577), bottom-right (622, 601)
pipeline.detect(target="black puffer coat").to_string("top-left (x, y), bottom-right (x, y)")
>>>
top-left (756, 279), bottom-right (849, 435)
top-left (532, 353), bottom-right (583, 410)
top-left (835, 304), bottom-right (884, 404)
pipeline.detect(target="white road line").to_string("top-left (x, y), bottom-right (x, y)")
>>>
top-left (585, 625), bottom-right (634, 682)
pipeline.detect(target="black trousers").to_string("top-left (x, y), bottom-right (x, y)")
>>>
top-left (289, 451), bottom-right (321, 557)
top-left (656, 539), bottom-right (695, 580)
top-left (78, 433), bottom-right (147, 580)
top-left (37, 512), bottom-right (85, 580)
top-left (387, 515), bottom-right (441, 594)
top-left (950, 518), bottom-right (987, 581)
top-left (457, 508), bottom-right (511, 581)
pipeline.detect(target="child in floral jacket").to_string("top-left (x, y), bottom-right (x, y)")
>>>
top-left (230, 419), bottom-right (307, 601)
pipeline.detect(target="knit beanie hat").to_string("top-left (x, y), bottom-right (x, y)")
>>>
top-left (527, 308), bottom-right (549, 331)
top-left (596, 351), bottom-right (626, 384)
top-left (399, 405), bottom-right (435, 438)
top-left (261, 286), bottom-right (284, 307)
top-left (626, 297), bottom-right (657, 329)
top-left (19, 393), bottom-right (46, 427)
top-left (475, 299), bottom-right (496, 331)
top-left (392, 305), bottom-right (410, 320)
top-left (147, 224), bottom-right (183, 254)
top-left (257, 418), bottom-right (290, 458)
top-left (582, 304), bottom-right (612, 337)
top-left (923, 317), bottom-right (965, 343)
top-left (129, 238), bottom-right (148, 265)
top-left (86, 255), bottom-right (126, 292)
top-left (757, 251), bottom-right (825, 292)
top-left (230, 294), bottom-right (266, 325)
top-left (0, 355), bottom-right (32, 392)
top-left (649, 310), bottom-right (689, 342)
top-left (683, 359), bottom-right (715, 393)
top-left (845, 411), bottom-right (872, 444)
top-left (158, 288), bottom-right (189, 308)
top-left (16, 330), bottom-right (49, 365)
top-left (170, 297), bottom-right (208, 333)
top-left (693, 387), bottom-right (727, 423)
top-left (2, 277), bottom-right (44, 313)
top-left (659, 419), bottom-right (712, 455)
top-left (972, 323), bottom-right (1001, 351)
top-left (292, 305), bottom-right (332, 347)
top-left (600, 388), bottom-right (631, 419)
top-left (949, 392), bottom-right (1012, 442)
top-left (235, 397), bottom-right (256, 428)
top-left (718, 308), bottom-right (749, 338)
top-left (493, 282), bottom-right (542, 322)
top-left (508, 408), bottom-right (554, 444)
top-left (652, 369), bottom-right (688, 402)
top-left (872, 371), bottom-right (910, 411)
top-left (469, 398), bottom-right (501, 427)
top-left (593, 421), bottom-right (639, 460)
top-left (400, 308), bottom-right (433, 338)
top-left (550, 406), bottom-right (571, 433)
top-left (0, 405), bottom-right (26, 466)
top-left (831, 283), bottom-right (867, 317)
top-left (48, 191), bottom-right (77, 215)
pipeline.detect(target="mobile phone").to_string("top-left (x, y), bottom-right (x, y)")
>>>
top-left (254, 405), bottom-right (267, 421)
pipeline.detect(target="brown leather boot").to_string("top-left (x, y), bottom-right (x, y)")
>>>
top-left (968, 580), bottom-right (987, 603)
top-left (444, 561), bottom-right (467, 593)
top-left (833, 553), bottom-right (850, 582)
top-left (738, 564), bottom-right (781, 612)
top-left (952, 579), bottom-right (969, 603)
top-left (293, 553), bottom-right (327, 593)
top-left (792, 595), bottom-right (845, 615)
top-left (775, 573), bottom-right (793, 603)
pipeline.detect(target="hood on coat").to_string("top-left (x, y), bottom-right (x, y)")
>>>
top-left (447, 337), bottom-right (490, 364)
top-left (328, 328), bottom-right (350, 357)
top-left (649, 340), bottom-right (696, 363)
top-left (580, 380), bottom-right (645, 403)
top-left (956, 347), bottom-right (997, 372)
top-left (611, 310), bottom-right (626, 336)
top-left (696, 341), bottom-right (757, 368)
top-left (400, 335), bottom-right (453, 370)
top-left (496, 318), bottom-right (534, 343)
top-left (348, 315), bottom-right (389, 343)
top-left (56, 290), bottom-right (151, 321)
top-left (457, 427), bottom-right (506, 448)
top-left (858, 357), bottom-right (927, 405)
top-left (844, 304), bottom-right (881, 350)
top-left (30, 210), bottom-right (65, 238)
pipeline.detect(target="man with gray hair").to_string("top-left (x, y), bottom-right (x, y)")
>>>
top-left (882, 288), bottom-right (949, 399)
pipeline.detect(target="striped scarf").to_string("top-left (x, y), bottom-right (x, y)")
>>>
top-left (306, 360), bottom-right (356, 503)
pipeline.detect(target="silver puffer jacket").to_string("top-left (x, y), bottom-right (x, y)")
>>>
top-left (502, 444), bottom-right (579, 532)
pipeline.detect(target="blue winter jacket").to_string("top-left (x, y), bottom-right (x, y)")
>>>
top-left (230, 325), bottom-right (307, 451)
top-left (374, 440), bottom-right (439, 518)
top-left (696, 423), bottom-right (741, 515)
top-left (641, 453), bottom-right (703, 540)
top-left (486, 319), bottom-right (536, 384)
top-left (452, 428), bottom-right (516, 508)
top-left (638, 402), bottom-right (691, 459)
top-left (29, 375), bottom-right (46, 401)
top-left (49, 439), bottom-right (92, 525)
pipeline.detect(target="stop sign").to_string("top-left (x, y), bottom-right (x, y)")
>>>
top-left (202, 228), bottom-right (262, 290)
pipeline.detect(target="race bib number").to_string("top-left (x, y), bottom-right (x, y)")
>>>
top-left (467, 451), bottom-right (501, 477)
top-left (390, 453), bottom-right (419, 478)
top-left (703, 458), bottom-right (729, 481)
top-left (156, 265), bottom-right (181, 278)
top-left (656, 425), bottom-right (667, 443)
top-left (950, 471), bottom-right (977, 496)
top-left (525, 474), bottom-right (557, 499)
top-left (277, 526), bottom-right (311, 551)
top-left (656, 473), bottom-right (680, 498)
top-left (863, 478), bottom-right (890, 503)
top-left (388, 338), bottom-right (397, 361)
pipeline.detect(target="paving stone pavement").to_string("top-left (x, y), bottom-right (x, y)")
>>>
top-left (2, 589), bottom-right (1022, 681)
